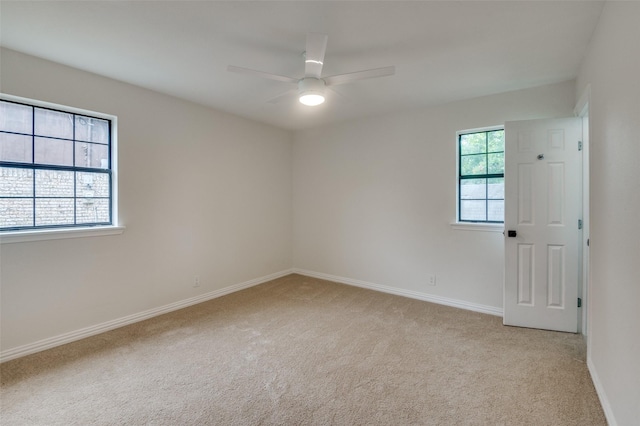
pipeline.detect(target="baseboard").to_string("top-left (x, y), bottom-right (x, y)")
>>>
top-left (0, 269), bottom-right (293, 363)
top-left (292, 268), bottom-right (503, 317)
top-left (587, 356), bottom-right (618, 426)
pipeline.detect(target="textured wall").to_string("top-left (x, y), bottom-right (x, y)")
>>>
top-left (576, 2), bottom-right (640, 425)
top-left (292, 80), bottom-right (576, 310)
top-left (0, 48), bottom-right (293, 352)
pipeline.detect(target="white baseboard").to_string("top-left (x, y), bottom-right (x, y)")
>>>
top-left (292, 268), bottom-right (503, 317)
top-left (0, 269), bottom-right (293, 363)
top-left (587, 356), bottom-right (618, 426)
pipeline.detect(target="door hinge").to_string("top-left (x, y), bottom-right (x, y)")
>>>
top-left (578, 141), bottom-right (583, 151)
top-left (578, 298), bottom-right (582, 308)
top-left (578, 219), bottom-right (583, 230)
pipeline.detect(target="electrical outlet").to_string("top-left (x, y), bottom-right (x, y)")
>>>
top-left (428, 275), bottom-right (437, 286)
top-left (193, 276), bottom-right (200, 288)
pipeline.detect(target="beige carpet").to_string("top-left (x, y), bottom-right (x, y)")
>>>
top-left (1, 274), bottom-right (606, 425)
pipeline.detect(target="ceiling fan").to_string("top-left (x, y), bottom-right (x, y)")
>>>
top-left (228, 33), bottom-right (395, 106)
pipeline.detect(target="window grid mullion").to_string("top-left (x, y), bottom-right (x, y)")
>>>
top-left (31, 106), bottom-right (36, 227)
top-left (485, 132), bottom-right (489, 221)
top-left (108, 120), bottom-right (113, 224)
top-left (458, 135), bottom-right (462, 222)
top-left (73, 113), bottom-right (77, 226)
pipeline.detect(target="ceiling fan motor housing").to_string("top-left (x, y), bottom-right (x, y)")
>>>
top-left (298, 77), bottom-right (326, 105)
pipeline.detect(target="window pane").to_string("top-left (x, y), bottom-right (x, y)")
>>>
top-left (0, 133), bottom-right (33, 163)
top-left (1, 167), bottom-right (34, 197)
top-left (460, 200), bottom-right (486, 221)
top-left (460, 133), bottom-right (486, 155)
top-left (76, 172), bottom-right (110, 197)
top-left (35, 170), bottom-right (74, 197)
top-left (461, 154), bottom-right (486, 175)
top-left (35, 198), bottom-right (74, 226)
top-left (76, 198), bottom-right (110, 224)
top-left (488, 153), bottom-right (504, 174)
top-left (488, 200), bottom-right (504, 222)
top-left (458, 128), bottom-right (504, 223)
top-left (1, 99), bottom-right (113, 230)
top-left (488, 177), bottom-right (504, 199)
top-left (488, 130), bottom-right (504, 152)
top-left (0, 101), bottom-right (32, 134)
top-left (75, 142), bottom-right (109, 169)
top-left (0, 199), bottom-right (33, 228)
top-left (34, 108), bottom-right (73, 139)
top-left (460, 178), bottom-right (486, 199)
top-left (75, 116), bottom-right (109, 144)
top-left (34, 137), bottom-right (73, 166)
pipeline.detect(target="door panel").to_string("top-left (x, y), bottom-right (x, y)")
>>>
top-left (504, 118), bottom-right (581, 332)
top-left (517, 244), bottom-right (534, 305)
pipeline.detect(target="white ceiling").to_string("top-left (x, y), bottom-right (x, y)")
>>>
top-left (0, 1), bottom-right (604, 131)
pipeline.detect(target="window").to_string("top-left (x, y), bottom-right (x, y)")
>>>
top-left (0, 97), bottom-right (115, 231)
top-left (458, 128), bottom-right (504, 223)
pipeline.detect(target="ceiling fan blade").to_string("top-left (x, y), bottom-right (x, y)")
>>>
top-left (323, 66), bottom-right (395, 86)
top-left (327, 87), bottom-right (350, 103)
top-left (304, 33), bottom-right (328, 78)
top-left (227, 65), bottom-right (298, 84)
top-left (266, 89), bottom-right (297, 104)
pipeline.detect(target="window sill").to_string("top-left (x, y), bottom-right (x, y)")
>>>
top-left (0, 225), bottom-right (125, 244)
top-left (450, 222), bottom-right (504, 233)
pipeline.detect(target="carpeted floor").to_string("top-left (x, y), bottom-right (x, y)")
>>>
top-left (0, 274), bottom-right (606, 425)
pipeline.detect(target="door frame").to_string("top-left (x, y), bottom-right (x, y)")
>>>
top-left (575, 85), bottom-right (591, 338)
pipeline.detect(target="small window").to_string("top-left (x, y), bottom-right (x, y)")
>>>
top-left (0, 98), bottom-right (115, 231)
top-left (458, 128), bottom-right (504, 223)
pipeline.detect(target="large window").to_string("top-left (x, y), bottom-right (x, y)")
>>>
top-left (0, 98), bottom-right (114, 231)
top-left (458, 128), bottom-right (504, 223)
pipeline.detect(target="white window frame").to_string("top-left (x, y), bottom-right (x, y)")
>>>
top-left (0, 94), bottom-right (124, 243)
top-left (452, 125), bottom-right (504, 232)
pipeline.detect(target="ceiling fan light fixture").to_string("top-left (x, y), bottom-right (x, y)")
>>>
top-left (298, 77), bottom-right (326, 106)
top-left (299, 93), bottom-right (325, 106)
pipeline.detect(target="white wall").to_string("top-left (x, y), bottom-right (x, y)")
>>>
top-left (293, 81), bottom-right (576, 311)
top-left (576, 3), bottom-right (640, 425)
top-left (0, 48), bottom-right (293, 354)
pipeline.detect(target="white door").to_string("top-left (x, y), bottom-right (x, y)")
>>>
top-left (504, 118), bottom-right (582, 332)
